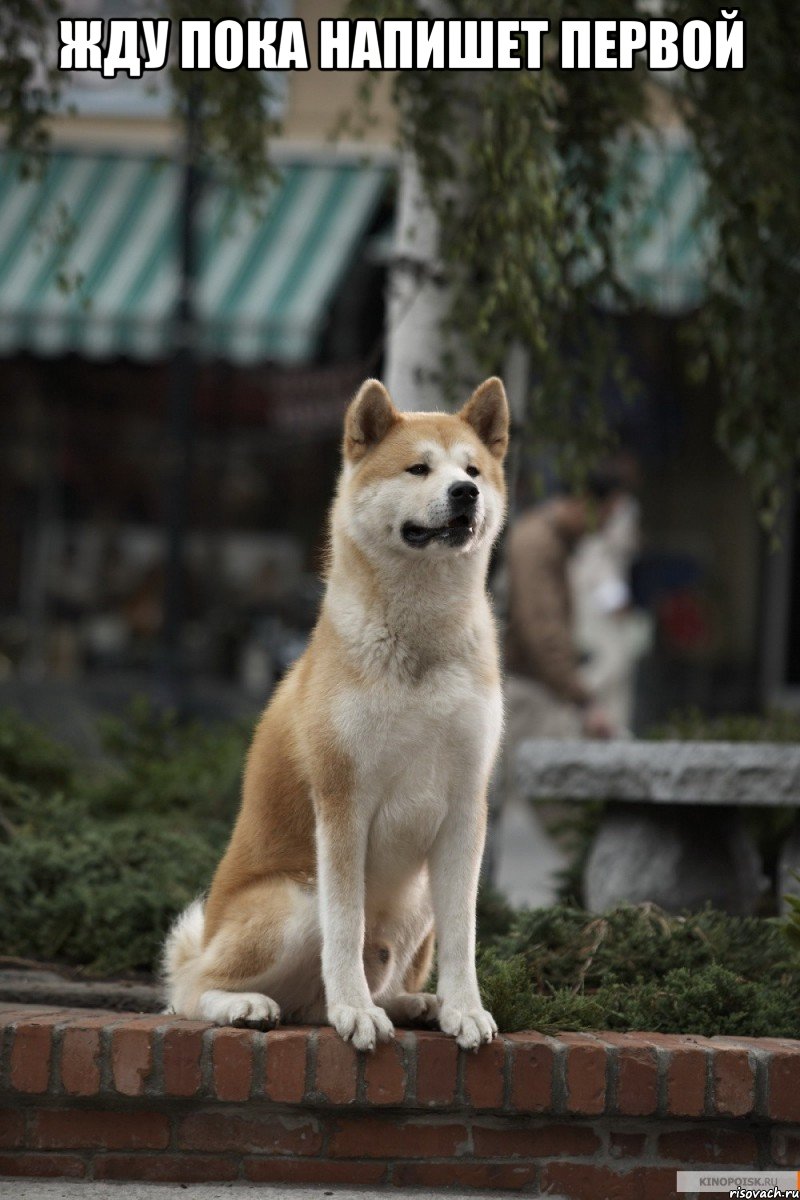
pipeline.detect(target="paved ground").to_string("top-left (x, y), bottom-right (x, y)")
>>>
top-left (493, 796), bottom-right (566, 909)
top-left (1, 1183), bottom-right (545, 1200)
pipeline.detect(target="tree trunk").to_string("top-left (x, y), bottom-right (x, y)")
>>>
top-left (383, 152), bottom-right (452, 412)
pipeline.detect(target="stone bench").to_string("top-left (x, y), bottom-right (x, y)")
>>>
top-left (516, 740), bottom-right (800, 914)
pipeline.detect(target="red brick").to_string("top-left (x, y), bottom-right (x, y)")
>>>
top-left (628, 1027), bottom-right (710, 1118)
top-left (666, 1044), bottom-right (708, 1117)
top-left (393, 1161), bottom-right (538, 1190)
top-left (211, 1027), bottom-right (254, 1101)
top-left (541, 1162), bottom-right (640, 1200)
top-left (769, 1048), bottom-right (800, 1122)
top-left (641, 1166), bottom-right (683, 1200)
top-left (60, 1026), bottom-right (104, 1097)
top-left (658, 1127), bottom-right (758, 1165)
top-left (508, 1033), bottom-right (555, 1113)
top-left (95, 1154), bottom-right (239, 1183)
top-left (562, 1033), bottom-right (606, 1116)
top-left (0, 1153), bottom-right (86, 1178)
top-left (329, 1115), bottom-right (467, 1159)
top-left (162, 1022), bottom-right (208, 1097)
top-left (0, 1107), bottom-right (25, 1148)
top-left (10, 1016), bottom-right (62, 1093)
top-left (177, 1110), bottom-right (322, 1156)
top-left (314, 1028), bottom-right (358, 1104)
top-left (363, 1034), bottom-right (407, 1105)
top-left (771, 1130), bottom-right (800, 1166)
top-left (245, 1158), bottom-right (387, 1185)
top-left (110, 1024), bottom-right (156, 1096)
top-left (543, 1163), bottom-right (678, 1200)
top-left (414, 1031), bottom-right (458, 1106)
top-left (31, 1109), bottom-right (169, 1151)
top-left (602, 1034), bottom-right (658, 1116)
top-left (714, 1035), bottom-right (793, 1051)
top-left (473, 1121), bottom-right (600, 1159)
top-left (69, 1006), bottom-right (126, 1019)
top-left (713, 1047), bottom-right (755, 1117)
top-left (464, 1035), bottom-right (505, 1109)
top-left (0, 1006), bottom-right (64, 1028)
top-left (609, 1130), bottom-right (648, 1159)
top-left (263, 1028), bottom-right (308, 1103)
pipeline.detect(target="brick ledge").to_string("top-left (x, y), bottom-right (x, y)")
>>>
top-left (2, 1003), bottom-right (799, 1196)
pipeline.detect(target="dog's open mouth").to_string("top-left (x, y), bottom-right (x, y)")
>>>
top-left (401, 513), bottom-right (476, 548)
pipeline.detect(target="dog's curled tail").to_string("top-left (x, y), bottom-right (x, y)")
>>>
top-left (161, 898), bottom-right (205, 1014)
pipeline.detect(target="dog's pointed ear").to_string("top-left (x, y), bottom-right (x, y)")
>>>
top-left (459, 377), bottom-right (509, 460)
top-left (344, 379), bottom-right (400, 462)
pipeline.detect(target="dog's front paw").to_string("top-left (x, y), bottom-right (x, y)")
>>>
top-left (329, 1003), bottom-right (394, 1051)
top-left (438, 1001), bottom-right (497, 1050)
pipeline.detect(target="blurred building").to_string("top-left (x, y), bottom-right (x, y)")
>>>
top-left (0, 1), bottom-right (397, 696)
top-left (0, 14), bottom-right (792, 723)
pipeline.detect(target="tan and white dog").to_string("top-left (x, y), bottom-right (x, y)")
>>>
top-left (163, 376), bottom-right (509, 1051)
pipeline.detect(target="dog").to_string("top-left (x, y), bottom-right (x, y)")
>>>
top-left (163, 376), bottom-right (509, 1051)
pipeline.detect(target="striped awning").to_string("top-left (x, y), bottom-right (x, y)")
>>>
top-left (0, 151), bottom-right (389, 364)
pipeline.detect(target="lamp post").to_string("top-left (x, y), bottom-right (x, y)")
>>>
top-left (160, 83), bottom-right (203, 714)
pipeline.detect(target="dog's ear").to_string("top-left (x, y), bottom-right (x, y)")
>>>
top-left (344, 379), bottom-right (400, 462)
top-left (459, 377), bottom-right (509, 460)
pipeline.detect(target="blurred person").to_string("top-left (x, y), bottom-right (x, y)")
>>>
top-left (570, 466), bottom-right (653, 733)
top-left (503, 469), bottom-right (627, 744)
top-left (489, 469), bottom-right (628, 908)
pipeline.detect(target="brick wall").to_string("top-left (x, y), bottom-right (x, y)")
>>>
top-left (1, 1003), bottom-right (799, 1197)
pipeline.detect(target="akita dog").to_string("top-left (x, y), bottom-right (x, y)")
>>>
top-left (163, 376), bottom-right (509, 1051)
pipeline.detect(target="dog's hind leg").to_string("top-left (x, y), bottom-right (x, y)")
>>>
top-left (198, 988), bottom-right (281, 1028)
top-left (165, 876), bottom-right (321, 1027)
top-left (382, 926), bottom-right (439, 1025)
top-left (403, 925), bottom-right (436, 993)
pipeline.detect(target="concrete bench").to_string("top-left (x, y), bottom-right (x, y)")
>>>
top-left (516, 739), bottom-right (800, 914)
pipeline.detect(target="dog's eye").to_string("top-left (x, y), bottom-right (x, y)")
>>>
top-left (466, 465), bottom-right (480, 478)
top-left (406, 463), bottom-right (430, 476)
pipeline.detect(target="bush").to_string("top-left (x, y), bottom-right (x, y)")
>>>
top-left (0, 708), bottom-right (74, 792)
top-left (89, 697), bottom-right (248, 820)
top-left (475, 897), bottom-right (800, 1037)
top-left (649, 707), bottom-right (800, 743)
top-left (0, 701), bottom-right (247, 975)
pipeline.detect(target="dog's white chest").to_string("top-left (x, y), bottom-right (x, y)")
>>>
top-left (335, 661), bottom-right (496, 778)
top-left (332, 662), bottom-right (501, 887)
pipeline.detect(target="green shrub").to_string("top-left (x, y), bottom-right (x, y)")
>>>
top-left (475, 902), bottom-right (800, 1037)
top-left (493, 903), bottom-right (795, 990)
top-left (0, 707), bottom-right (74, 791)
top-left (0, 811), bottom-right (226, 974)
top-left (0, 701), bottom-right (246, 975)
top-left (90, 697), bottom-right (248, 820)
top-left (648, 706), bottom-right (800, 743)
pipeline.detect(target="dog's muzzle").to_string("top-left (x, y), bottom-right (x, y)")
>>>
top-left (401, 482), bottom-right (480, 548)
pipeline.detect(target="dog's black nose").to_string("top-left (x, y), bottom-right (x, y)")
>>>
top-left (448, 480), bottom-right (479, 508)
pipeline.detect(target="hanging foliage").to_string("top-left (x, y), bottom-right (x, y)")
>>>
top-left (669, 1), bottom-right (800, 528)
top-left (348, 0), bottom-right (800, 520)
top-left (1, 0), bottom-right (279, 193)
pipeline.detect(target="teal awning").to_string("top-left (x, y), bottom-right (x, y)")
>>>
top-left (0, 151), bottom-right (389, 363)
